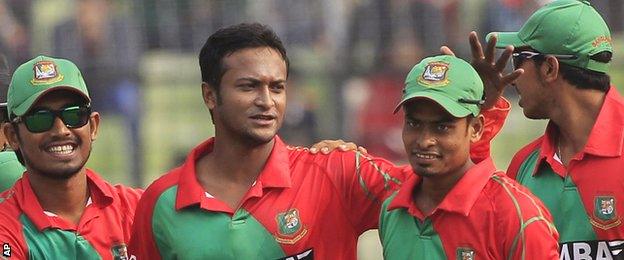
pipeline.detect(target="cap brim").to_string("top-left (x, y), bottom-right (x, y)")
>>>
top-left (12, 86), bottom-right (91, 116)
top-left (487, 32), bottom-right (528, 49)
top-left (393, 91), bottom-right (472, 117)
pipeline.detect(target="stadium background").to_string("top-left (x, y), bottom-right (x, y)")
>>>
top-left (1, 0), bottom-right (623, 258)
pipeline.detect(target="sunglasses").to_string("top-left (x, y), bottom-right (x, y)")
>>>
top-left (511, 51), bottom-right (576, 69)
top-left (12, 105), bottom-right (92, 133)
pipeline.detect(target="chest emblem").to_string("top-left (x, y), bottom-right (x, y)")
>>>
top-left (592, 196), bottom-right (621, 230)
top-left (111, 243), bottom-right (129, 260)
top-left (275, 208), bottom-right (308, 244)
top-left (457, 247), bottom-right (475, 260)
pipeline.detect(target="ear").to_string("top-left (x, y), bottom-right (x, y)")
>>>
top-left (540, 56), bottom-right (560, 83)
top-left (469, 114), bottom-right (485, 143)
top-left (88, 112), bottom-right (100, 141)
top-left (201, 82), bottom-right (218, 110)
top-left (3, 123), bottom-right (21, 151)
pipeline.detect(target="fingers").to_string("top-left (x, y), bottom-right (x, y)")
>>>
top-left (357, 146), bottom-right (368, 154)
top-left (501, 68), bottom-right (524, 87)
top-left (494, 45), bottom-right (514, 72)
top-left (308, 139), bottom-right (360, 154)
top-left (485, 33), bottom-right (497, 64)
top-left (469, 31), bottom-right (485, 61)
top-left (440, 46), bottom-right (456, 56)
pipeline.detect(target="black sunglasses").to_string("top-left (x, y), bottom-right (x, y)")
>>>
top-left (511, 51), bottom-right (576, 69)
top-left (12, 105), bottom-right (92, 133)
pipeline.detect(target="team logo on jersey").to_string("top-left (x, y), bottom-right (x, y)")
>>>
top-left (591, 196), bottom-right (622, 230)
top-left (419, 62), bottom-right (450, 86)
top-left (275, 208), bottom-right (308, 244)
top-left (111, 243), bottom-right (129, 260)
top-left (31, 61), bottom-right (63, 85)
top-left (456, 247), bottom-right (475, 260)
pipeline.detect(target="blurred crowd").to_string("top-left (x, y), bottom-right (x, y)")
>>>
top-left (1, 0), bottom-right (622, 184)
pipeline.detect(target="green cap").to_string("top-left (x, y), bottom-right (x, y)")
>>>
top-left (487, 0), bottom-right (612, 73)
top-left (394, 55), bottom-right (483, 117)
top-left (7, 55), bottom-right (90, 118)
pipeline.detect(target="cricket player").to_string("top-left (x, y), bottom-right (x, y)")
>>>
top-left (0, 56), bottom-right (142, 259)
top-left (379, 55), bottom-right (559, 259)
top-left (128, 22), bottom-right (512, 259)
top-left (446, 0), bottom-right (624, 258)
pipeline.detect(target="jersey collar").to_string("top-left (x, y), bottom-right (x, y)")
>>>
top-left (175, 136), bottom-right (292, 212)
top-left (536, 86), bottom-right (624, 176)
top-left (17, 169), bottom-right (115, 231)
top-left (387, 157), bottom-right (497, 219)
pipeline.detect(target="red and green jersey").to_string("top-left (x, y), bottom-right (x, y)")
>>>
top-left (128, 136), bottom-right (407, 259)
top-left (0, 169), bottom-right (143, 259)
top-left (507, 87), bottom-right (624, 259)
top-left (380, 157), bottom-right (560, 259)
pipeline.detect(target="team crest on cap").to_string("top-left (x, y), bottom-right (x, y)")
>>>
top-left (31, 61), bottom-right (63, 85)
top-left (419, 62), bottom-right (450, 86)
top-left (275, 208), bottom-right (308, 244)
top-left (456, 247), bottom-right (475, 260)
top-left (591, 196), bottom-right (621, 230)
top-left (111, 243), bottom-right (129, 260)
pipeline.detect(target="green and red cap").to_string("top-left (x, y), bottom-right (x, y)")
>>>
top-left (487, 0), bottom-right (612, 73)
top-left (7, 55), bottom-right (90, 119)
top-left (394, 55), bottom-right (484, 117)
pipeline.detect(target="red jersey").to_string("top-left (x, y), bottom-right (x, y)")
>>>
top-left (0, 169), bottom-right (142, 259)
top-left (128, 136), bottom-right (406, 259)
top-left (380, 157), bottom-right (560, 259)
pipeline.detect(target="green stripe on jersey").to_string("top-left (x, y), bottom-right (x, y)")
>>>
top-left (379, 193), bottom-right (446, 259)
top-left (515, 150), bottom-right (596, 243)
top-left (20, 214), bottom-right (100, 259)
top-left (152, 186), bottom-right (285, 259)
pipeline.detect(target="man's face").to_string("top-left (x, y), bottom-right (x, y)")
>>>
top-left (402, 99), bottom-right (480, 178)
top-left (512, 55), bottom-right (553, 120)
top-left (5, 90), bottom-right (99, 179)
top-left (206, 47), bottom-right (287, 145)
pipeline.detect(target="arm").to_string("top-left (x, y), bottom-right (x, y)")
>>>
top-left (127, 189), bottom-right (162, 260)
top-left (0, 216), bottom-right (27, 259)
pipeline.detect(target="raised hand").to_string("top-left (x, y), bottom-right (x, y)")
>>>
top-left (309, 139), bottom-right (368, 155)
top-left (441, 31), bottom-right (523, 109)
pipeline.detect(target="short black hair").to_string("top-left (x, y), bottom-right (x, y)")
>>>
top-left (199, 23), bottom-right (289, 90)
top-left (533, 51), bottom-right (611, 92)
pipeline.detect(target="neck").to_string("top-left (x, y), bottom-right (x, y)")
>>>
top-left (199, 133), bottom-right (275, 184)
top-left (414, 159), bottom-right (474, 215)
top-left (27, 169), bottom-right (89, 225)
top-left (550, 83), bottom-right (606, 156)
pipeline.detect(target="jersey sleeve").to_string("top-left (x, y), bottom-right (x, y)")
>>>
top-left (322, 150), bottom-right (410, 234)
top-left (470, 97), bottom-right (511, 162)
top-left (127, 186), bottom-right (162, 260)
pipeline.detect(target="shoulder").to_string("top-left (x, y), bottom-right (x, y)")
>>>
top-left (484, 172), bottom-right (551, 223)
top-left (138, 167), bottom-right (182, 208)
top-left (507, 137), bottom-right (544, 179)
top-left (0, 189), bottom-right (26, 241)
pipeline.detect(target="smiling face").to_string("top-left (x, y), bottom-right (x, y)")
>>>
top-left (204, 47), bottom-right (287, 146)
top-left (5, 90), bottom-right (99, 179)
top-left (402, 98), bottom-right (482, 179)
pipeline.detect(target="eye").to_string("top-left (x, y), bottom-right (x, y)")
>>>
top-left (405, 120), bottom-right (419, 128)
top-left (270, 83), bottom-right (285, 93)
top-left (436, 124), bottom-right (451, 132)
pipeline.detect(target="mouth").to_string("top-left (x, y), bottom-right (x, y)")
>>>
top-left (43, 142), bottom-right (78, 158)
top-left (249, 114), bottom-right (277, 125)
top-left (410, 151), bottom-right (441, 163)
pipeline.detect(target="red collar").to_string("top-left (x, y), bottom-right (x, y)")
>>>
top-left (387, 157), bottom-right (498, 219)
top-left (536, 86), bottom-right (624, 176)
top-left (17, 169), bottom-right (114, 231)
top-left (175, 136), bottom-right (292, 212)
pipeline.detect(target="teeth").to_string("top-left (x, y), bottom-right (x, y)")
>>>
top-left (415, 154), bottom-right (436, 159)
top-left (47, 145), bottom-right (74, 154)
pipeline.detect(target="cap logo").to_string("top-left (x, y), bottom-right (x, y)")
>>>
top-left (31, 61), bottom-right (64, 85)
top-left (419, 62), bottom-right (450, 87)
top-left (592, 35), bottom-right (612, 48)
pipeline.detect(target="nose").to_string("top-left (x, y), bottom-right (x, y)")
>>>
top-left (254, 86), bottom-right (274, 109)
top-left (416, 129), bottom-right (436, 149)
top-left (49, 116), bottom-right (72, 136)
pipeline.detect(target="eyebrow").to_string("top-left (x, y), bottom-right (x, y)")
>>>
top-left (405, 115), bottom-right (455, 124)
top-left (237, 77), bottom-right (286, 84)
